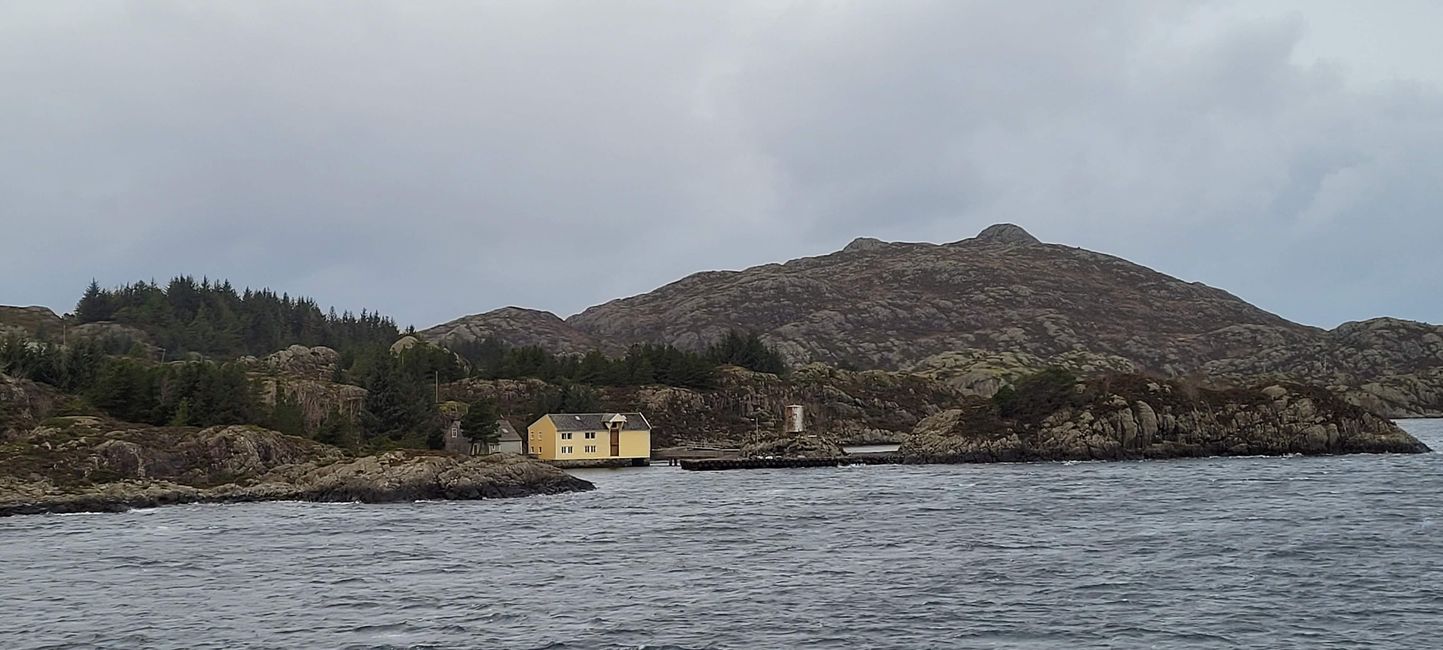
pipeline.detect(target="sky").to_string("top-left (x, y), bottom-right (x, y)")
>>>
top-left (2, 0), bottom-right (1440, 330)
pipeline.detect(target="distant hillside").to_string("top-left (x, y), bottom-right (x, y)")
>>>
top-left (566, 224), bottom-right (1316, 372)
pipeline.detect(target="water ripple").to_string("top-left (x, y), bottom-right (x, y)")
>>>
top-left (2, 419), bottom-right (1442, 649)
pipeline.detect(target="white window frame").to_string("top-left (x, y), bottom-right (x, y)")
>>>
top-left (561, 446), bottom-right (573, 454)
top-left (585, 432), bottom-right (597, 440)
top-left (561, 432), bottom-right (573, 440)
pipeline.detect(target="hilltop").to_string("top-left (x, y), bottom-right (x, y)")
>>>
top-left (566, 224), bottom-right (1314, 371)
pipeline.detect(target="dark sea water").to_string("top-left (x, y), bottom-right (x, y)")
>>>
top-left (5, 420), bottom-right (1443, 649)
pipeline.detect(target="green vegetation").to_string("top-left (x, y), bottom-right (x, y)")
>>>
top-left (991, 367), bottom-right (1081, 421)
top-left (451, 330), bottom-right (788, 390)
top-left (460, 397), bottom-right (500, 449)
top-left (74, 277), bottom-right (399, 358)
top-left (706, 330), bottom-right (788, 376)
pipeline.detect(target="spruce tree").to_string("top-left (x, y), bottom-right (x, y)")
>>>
top-left (460, 397), bottom-right (501, 452)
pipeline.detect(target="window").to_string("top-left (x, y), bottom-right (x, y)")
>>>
top-left (561, 446), bottom-right (573, 454)
top-left (561, 432), bottom-right (573, 440)
top-left (584, 445), bottom-right (596, 453)
top-left (585, 432), bottom-right (597, 440)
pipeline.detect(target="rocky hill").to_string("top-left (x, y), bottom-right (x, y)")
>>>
top-left (419, 306), bottom-right (615, 355)
top-left (567, 224), bottom-right (1316, 371)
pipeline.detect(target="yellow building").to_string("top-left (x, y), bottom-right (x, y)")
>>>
top-left (527, 412), bottom-right (652, 463)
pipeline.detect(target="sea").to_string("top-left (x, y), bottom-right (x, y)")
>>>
top-left (4, 420), bottom-right (1443, 649)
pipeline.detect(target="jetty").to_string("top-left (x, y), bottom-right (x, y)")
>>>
top-left (679, 454), bottom-right (902, 471)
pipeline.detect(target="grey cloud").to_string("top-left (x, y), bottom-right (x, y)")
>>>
top-left (0, 1), bottom-right (1438, 329)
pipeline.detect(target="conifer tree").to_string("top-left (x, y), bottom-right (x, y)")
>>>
top-left (460, 397), bottom-right (501, 452)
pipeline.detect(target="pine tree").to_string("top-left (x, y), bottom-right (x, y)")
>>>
top-left (74, 280), bottom-right (114, 323)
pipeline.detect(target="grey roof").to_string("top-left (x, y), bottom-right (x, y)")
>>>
top-left (544, 412), bottom-right (652, 432)
top-left (497, 419), bottom-right (522, 442)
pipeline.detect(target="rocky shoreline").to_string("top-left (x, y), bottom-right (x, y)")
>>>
top-left (0, 422), bottom-right (593, 517)
top-left (900, 373), bottom-right (1430, 463)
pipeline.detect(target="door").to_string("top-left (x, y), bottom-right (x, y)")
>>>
top-left (610, 427), bottom-right (621, 456)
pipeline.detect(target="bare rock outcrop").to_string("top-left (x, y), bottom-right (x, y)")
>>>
top-left (0, 306), bottom-right (62, 339)
top-left (419, 307), bottom-right (614, 356)
top-left (262, 345), bottom-right (341, 378)
top-left (0, 373), bottom-right (61, 435)
top-left (740, 431), bottom-right (845, 459)
top-left (900, 373), bottom-right (1429, 463)
top-left (973, 223), bottom-right (1042, 245)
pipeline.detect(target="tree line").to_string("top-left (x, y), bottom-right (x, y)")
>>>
top-left (73, 277), bottom-right (400, 358)
top-left (451, 329), bottom-right (788, 389)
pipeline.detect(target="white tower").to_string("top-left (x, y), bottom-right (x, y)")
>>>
top-left (785, 405), bottom-right (805, 434)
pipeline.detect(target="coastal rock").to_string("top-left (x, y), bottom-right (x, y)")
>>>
top-left (901, 374), bottom-right (1429, 463)
top-left (740, 432), bottom-right (844, 459)
top-left (247, 451), bottom-right (593, 503)
top-left (0, 425), bottom-right (592, 516)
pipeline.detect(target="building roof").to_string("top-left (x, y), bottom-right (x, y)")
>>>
top-left (543, 412), bottom-right (652, 432)
top-left (497, 419), bottom-right (522, 442)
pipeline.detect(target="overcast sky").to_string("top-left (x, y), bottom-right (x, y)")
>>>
top-left (2, 0), bottom-right (1440, 329)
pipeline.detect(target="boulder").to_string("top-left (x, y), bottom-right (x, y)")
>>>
top-left (263, 345), bottom-right (341, 378)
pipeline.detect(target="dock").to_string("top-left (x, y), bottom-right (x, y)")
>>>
top-left (679, 454), bottom-right (903, 471)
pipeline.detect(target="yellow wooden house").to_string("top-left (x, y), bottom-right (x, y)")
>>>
top-left (527, 412), bottom-right (652, 462)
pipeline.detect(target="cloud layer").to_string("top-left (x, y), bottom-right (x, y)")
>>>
top-left (2, 1), bottom-right (1439, 328)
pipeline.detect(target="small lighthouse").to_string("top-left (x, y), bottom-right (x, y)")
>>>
top-left (785, 405), bottom-right (805, 435)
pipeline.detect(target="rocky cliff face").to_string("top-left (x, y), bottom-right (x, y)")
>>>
top-left (0, 373), bottom-right (62, 435)
top-left (419, 307), bottom-right (615, 356)
top-left (0, 421), bottom-right (593, 516)
top-left (900, 374), bottom-right (1428, 463)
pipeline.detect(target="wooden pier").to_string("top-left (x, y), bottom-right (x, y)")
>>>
top-left (679, 454), bottom-right (903, 471)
